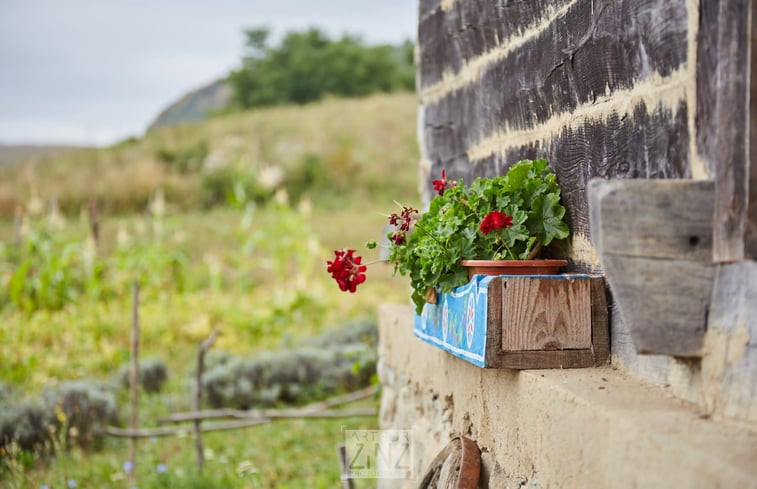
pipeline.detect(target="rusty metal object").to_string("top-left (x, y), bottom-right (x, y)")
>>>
top-left (417, 436), bottom-right (480, 489)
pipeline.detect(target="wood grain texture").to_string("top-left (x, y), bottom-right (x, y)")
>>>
top-left (418, 0), bottom-right (692, 274)
top-left (696, 0), bottom-right (750, 261)
top-left (421, 0), bottom-right (687, 129)
top-left (501, 277), bottom-right (591, 351)
top-left (589, 277), bottom-right (610, 365)
top-left (748, 0), bottom-right (757, 259)
top-left (418, 0), bottom-right (686, 97)
top-left (600, 255), bottom-right (713, 357)
top-left (418, 0), bottom-right (574, 88)
top-left (588, 178), bottom-right (716, 357)
top-left (452, 105), bottom-right (689, 273)
top-left (484, 277), bottom-right (608, 369)
top-left (587, 179), bottom-right (714, 261)
top-left (700, 261), bottom-right (757, 424)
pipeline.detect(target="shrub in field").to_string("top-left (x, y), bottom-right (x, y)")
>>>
top-left (306, 318), bottom-right (377, 348)
top-left (0, 400), bottom-right (54, 453)
top-left (42, 381), bottom-right (120, 449)
top-left (202, 344), bottom-right (376, 409)
top-left (201, 320), bottom-right (378, 408)
top-left (117, 358), bottom-right (169, 394)
top-left (0, 381), bottom-right (12, 403)
top-left (155, 140), bottom-right (209, 174)
top-left (0, 380), bottom-right (118, 455)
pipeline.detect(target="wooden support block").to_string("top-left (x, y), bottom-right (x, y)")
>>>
top-left (700, 261), bottom-right (757, 424)
top-left (589, 179), bottom-right (715, 357)
top-left (588, 179), bottom-right (714, 261)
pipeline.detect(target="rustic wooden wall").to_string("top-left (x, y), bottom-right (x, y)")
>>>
top-left (416, 0), bottom-right (756, 270)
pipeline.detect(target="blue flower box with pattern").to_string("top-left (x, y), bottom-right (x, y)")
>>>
top-left (413, 274), bottom-right (609, 369)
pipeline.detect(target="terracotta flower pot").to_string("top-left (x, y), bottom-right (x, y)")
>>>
top-left (460, 259), bottom-right (568, 280)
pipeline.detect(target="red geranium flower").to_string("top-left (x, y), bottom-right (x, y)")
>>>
top-left (326, 249), bottom-right (367, 293)
top-left (432, 169), bottom-right (456, 196)
top-left (480, 211), bottom-right (513, 235)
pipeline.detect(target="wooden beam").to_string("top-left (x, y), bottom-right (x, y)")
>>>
top-left (748, 0), bottom-right (757, 258)
top-left (588, 179), bottom-right (715, 356)
top-left (102, 409), bottom-right (377, 438)
top-left (588, 179), bottom-right (714, 260)
top-left (159, 386), bottom-right (377, 424)
top-left (711, 0), bottom-right (750, 262)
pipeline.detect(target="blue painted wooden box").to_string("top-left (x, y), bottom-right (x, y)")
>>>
top-left (413, 274), bottom-right (609, 369)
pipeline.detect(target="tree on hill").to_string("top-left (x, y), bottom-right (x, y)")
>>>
top-left (228, 27), bottom-right (415, 109)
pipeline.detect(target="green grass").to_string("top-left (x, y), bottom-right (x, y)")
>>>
top-left (3, 410), bottom-right (378, 488)
top-left (0, 92), bottom-right (418, 487)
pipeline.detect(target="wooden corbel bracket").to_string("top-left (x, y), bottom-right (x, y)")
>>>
top-left (588, 178), bottom-right (715, 357)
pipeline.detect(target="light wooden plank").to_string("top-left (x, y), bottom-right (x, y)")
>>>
top-left (501, 278), bottom-right (591, 351)
top-left (484, 277), bottom-right (607, 370)
top-left (588, 179), bottom-right (714, 261)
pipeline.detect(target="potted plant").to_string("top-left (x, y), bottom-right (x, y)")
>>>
top-left (327, 158), bottom-right (570, 314)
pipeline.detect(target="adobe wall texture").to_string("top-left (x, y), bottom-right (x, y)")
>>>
top-left (376, 1), bottom-right (757, 487)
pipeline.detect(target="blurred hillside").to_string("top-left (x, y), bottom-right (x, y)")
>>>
top-left (0, 92), bottom-right (419, 219)
top-left (0, 145), bottom-right (85, 166)
top-left (148, 79), bottom-right (233, 130)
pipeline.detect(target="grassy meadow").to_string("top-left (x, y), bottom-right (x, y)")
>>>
top-left (0, 92), bottom-right (419, 488)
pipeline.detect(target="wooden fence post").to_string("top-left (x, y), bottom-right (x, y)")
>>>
top-left (129, 281), bottom-right (140, 479)
top-left (194, 330), bottom-right (219, 473)
top-left (337, 444), bottom-right (355, 489)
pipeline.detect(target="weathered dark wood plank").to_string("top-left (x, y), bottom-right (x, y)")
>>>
top-left (599, 255), bottom-right (712, 357)
top-left (696, 0), bottom-right (750, 261)
top-left (587, 179), bottom-right (714, 261)
top-left (418, 0), bottom-right (574, 88)
top-left (695, 0), bottom-right (721, 178)
top-left (589, 277), bottom-right (610, 366)
top-left (419, 0), bottom-right (442, 20)
top-left (588, 178), bottom-right (715, 356)
top-left (490, 349), bottom-right (597, 370)
top-left (485, 276), bottom-right (505, 366)
top-left (501, 277), bottom-right (591, 351)
top-left (419, 0), bottom-right (687, 95)
top-left (421, 0), bottom-right (687, 136)
top-left (748, 0), bottom-right (757, 258)
top-left (701, 261), bottom-right (757, 424)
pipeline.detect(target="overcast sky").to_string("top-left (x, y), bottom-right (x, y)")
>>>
top-left (0, 0), bottom-right (417, 146)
